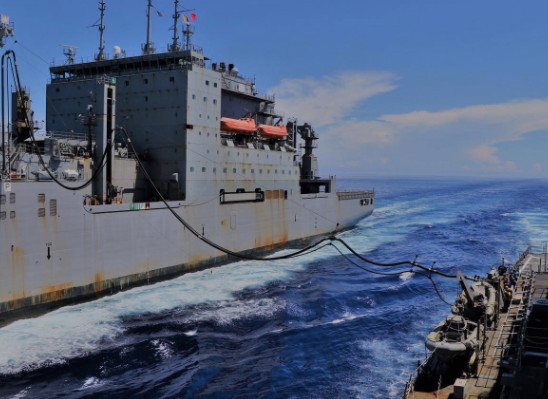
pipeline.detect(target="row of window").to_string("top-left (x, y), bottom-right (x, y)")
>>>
top-left (189, 166), bottom-right (297, 175)
top-left (225, 151), bottom-right (292, 161)
top-left (126, 78), bottom-right (218, 88)
top-left (190, 94), bottom-right (217, 104)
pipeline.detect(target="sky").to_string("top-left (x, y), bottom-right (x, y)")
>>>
top-left (2, 0), bottom-right (548, 178)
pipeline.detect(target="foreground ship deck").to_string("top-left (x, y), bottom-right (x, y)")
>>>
top-left (403, 248), bottom-right (548, 399)
top-left (0, 5), bottom-right (375, 326)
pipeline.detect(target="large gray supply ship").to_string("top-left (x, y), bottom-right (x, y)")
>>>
top-left (0, 3), bottom-right (374, 326)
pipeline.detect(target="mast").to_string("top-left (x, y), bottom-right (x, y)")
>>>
top-left (169, 0), bottom-right (181, 52)
top-left (142, 0), bottom-right (155, 54)
top-left (183, 22), bottom-right (194, 51)
top-left (96, 1), bottom-right (106, 61)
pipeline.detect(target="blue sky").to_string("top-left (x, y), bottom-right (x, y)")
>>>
top-left (2, 0), bottom-right (548, 177)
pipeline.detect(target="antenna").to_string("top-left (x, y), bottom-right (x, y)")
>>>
top-left (60, 45), bottom-right (79, 64)
top-left (169, 0), bottom-right (181, 52)
top-left (172, 2), bottom-right (195, 52)
top-left (142, 0), bottom-right (156, 54)
top-left (96, 1), bottom-right (107, 61)
top-left (183, 23), bottom-right (194, 51)
top-left (0, 14), bottom-right (14, 48)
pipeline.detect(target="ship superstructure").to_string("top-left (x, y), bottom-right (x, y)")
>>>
top-left (0, 3), bottom-right (374, 326)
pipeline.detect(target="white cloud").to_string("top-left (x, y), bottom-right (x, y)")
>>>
top-left (269, 71), bottom-right (398, 127)
top-left (270, 71), bottom-right (548, 176)
top-left (468, 145), bottom-right (501, 164)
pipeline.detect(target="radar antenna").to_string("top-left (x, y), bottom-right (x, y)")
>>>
top-left (60, 44), bottom-right (79, 64)
top-left (96, 1), bottom-right (107, 61)
top-left (0, 14), bottom-right (14, 48)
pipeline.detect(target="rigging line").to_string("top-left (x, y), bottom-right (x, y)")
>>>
top-left (182, 192), bottom-right (222, 207)
top-left (184, 142), bottom-right (339, 225)
top-left (118, 125), bottom-right (334, 261)
top-left (11, 43), bottom-right (72, 132)
top-left (3, 49), bottom-right (469, 283)
top-left (2, 50), bottom-right (110, 190)
top-left (413, 270), bottom-right (453, 306)
top-left (330, 243), bottom-right (415, 276)
top-left (13, 40), bottom-right (50, 66)
top-left (290, 242), bottom-right (333, 258)
top-left (331, 236), bottom-right (475, 281)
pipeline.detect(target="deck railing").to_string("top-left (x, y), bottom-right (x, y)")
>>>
top-left (336, 190), bottom-right (375, 201)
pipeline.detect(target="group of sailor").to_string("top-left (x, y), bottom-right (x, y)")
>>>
top-left (496, 264), bottom-right (518, 311)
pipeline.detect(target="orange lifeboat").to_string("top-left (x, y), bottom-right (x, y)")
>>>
top-left (258, 124), bottom-right (288, 139)
top-left (220, 117), bottom-right (257, 134)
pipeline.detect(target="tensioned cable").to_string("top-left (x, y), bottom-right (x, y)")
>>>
top-left (2, 49), bottom-right (111, 190)
top-left (330, 242), bottom-right (415, 276)
top-left (3, 48), bottom-right (472, 285)
top-left (118, 124), bottom-right (473, 287)
top-left (118, 125), bottom-right (334, 261)
top-left (330, 236), bottom-right (474, 281)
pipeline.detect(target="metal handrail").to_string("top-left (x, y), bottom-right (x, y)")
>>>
top-left (336, 190), bottom-right (375, 200)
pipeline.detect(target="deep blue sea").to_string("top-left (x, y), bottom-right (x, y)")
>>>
top-left (1, 177), bottom-right (548, 398)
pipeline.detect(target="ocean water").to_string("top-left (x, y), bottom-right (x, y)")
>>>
top-left (1, 177), bottom-right (547, 398)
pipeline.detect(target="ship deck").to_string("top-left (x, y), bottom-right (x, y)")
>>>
top-left (404, 250), bottom-right (547, 399)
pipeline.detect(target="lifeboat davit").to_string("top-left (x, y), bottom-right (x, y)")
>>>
top-left (258, 124), bottom-right (288, 139)
top-left (220, 117), bottom-right (257, 134)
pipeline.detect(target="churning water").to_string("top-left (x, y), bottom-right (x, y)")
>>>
top-left (1, 177), bottom-right (546, 398)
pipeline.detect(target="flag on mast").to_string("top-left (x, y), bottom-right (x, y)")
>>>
top-left (182, 14), bottom-right (190, 25)
top-left (157, 10), bottom-right (163, 16)
top-left (190, 12), bottom-right (196, 21)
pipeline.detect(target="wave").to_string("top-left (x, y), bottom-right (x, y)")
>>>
top-left (0, 251), bottom-right (314, 376)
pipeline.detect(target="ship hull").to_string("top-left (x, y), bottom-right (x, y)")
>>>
top-left (0, 180), bottom-right (373, 327)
